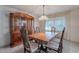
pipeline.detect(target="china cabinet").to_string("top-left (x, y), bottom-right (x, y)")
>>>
top-left (10, 12), bottom-right (34, 47)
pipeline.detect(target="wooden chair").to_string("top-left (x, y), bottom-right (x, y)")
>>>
top-left (20, 26), bottom-right (39, 53)
top-left (46, 27), bottom-right (65, 53)
top-left (35, 27), bottom-right (40, 33)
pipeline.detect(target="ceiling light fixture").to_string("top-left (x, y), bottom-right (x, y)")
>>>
top-left (39, 5), bottom-right (48, 20)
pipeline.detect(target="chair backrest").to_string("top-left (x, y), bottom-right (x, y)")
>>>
top-left (20, 26), bottom-right (31, 52)
top-left (51, 27), bottom-right (56, 32)
top-left (58, 27), bottom-right (65, 52)
top-left (60, 27), bottom-right (65, 42)
top-left (35, 27), bottom-right (40, 33)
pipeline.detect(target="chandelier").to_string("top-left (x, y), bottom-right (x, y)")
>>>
top-left (39, 5), bottom-right (48, 20)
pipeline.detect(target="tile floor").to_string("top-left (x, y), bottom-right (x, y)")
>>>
top-left (0, 39), bottom-right (79, 53)
top-left (63, 40), bottom-right (79, 53)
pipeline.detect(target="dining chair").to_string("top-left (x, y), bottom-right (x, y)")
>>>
top-left (51, 27), bottom-right (56, 33)
top-left (35, 27), bottom-right (40, 33)
top-left (20, 25), bottom-right (39, 53)
top-left (33, 26), bottom-right (41, 43)
top-left (46, 27), bottom-right (65, 53)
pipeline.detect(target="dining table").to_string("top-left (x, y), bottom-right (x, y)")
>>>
top-left (29, 32), bottom-right (59, 52)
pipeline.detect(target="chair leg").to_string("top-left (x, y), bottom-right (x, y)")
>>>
top-left (38, 48), bottom-right (41, 53)
top-left (58, 47), bottom-right (62, 53)
top-left (24, 47), bottom-right (26, 53)
top-left (45, 47), bottom-right (48, 53)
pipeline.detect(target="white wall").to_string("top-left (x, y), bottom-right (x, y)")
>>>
top-left (0, 6), bottom-right (26, 47)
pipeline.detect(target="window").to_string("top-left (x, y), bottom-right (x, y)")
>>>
top-left (45, 19), bottom-right (54, 31)
top-left (45, 17), bottom-right (65, 32)
top-left (45, 20), bottom-right (53, 31)
top-left (55, 17), bottom-right (65, 31)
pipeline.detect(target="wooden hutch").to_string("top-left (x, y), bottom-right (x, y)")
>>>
top-left (10, 12), bottom-right (34, 47)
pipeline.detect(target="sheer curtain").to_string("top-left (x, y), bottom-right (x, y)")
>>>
top-left (45, 16), bottom-right (66, 32)
top-left (45, 19), bottom-right (54, 31)
top-left (54, 17), bottom-right (66, 31)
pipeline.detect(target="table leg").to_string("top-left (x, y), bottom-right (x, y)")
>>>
top-left (40, 43), bottom-right (48, 53)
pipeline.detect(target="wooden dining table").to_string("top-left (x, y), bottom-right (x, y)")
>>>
top-left (29, 32), bottom-right (59, 52)
top-left (29, 32), bottom-right (58, 42)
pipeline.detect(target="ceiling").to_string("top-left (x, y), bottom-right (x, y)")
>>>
top-left (7, 5), bottom-right (79, 18)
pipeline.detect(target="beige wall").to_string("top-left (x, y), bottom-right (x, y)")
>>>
top-left (70, 9), bottom-right (79, 42)
top-left (65, 13), bottom-right (71, 40)
top-left (39, 20), bottom-right (45, 32)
